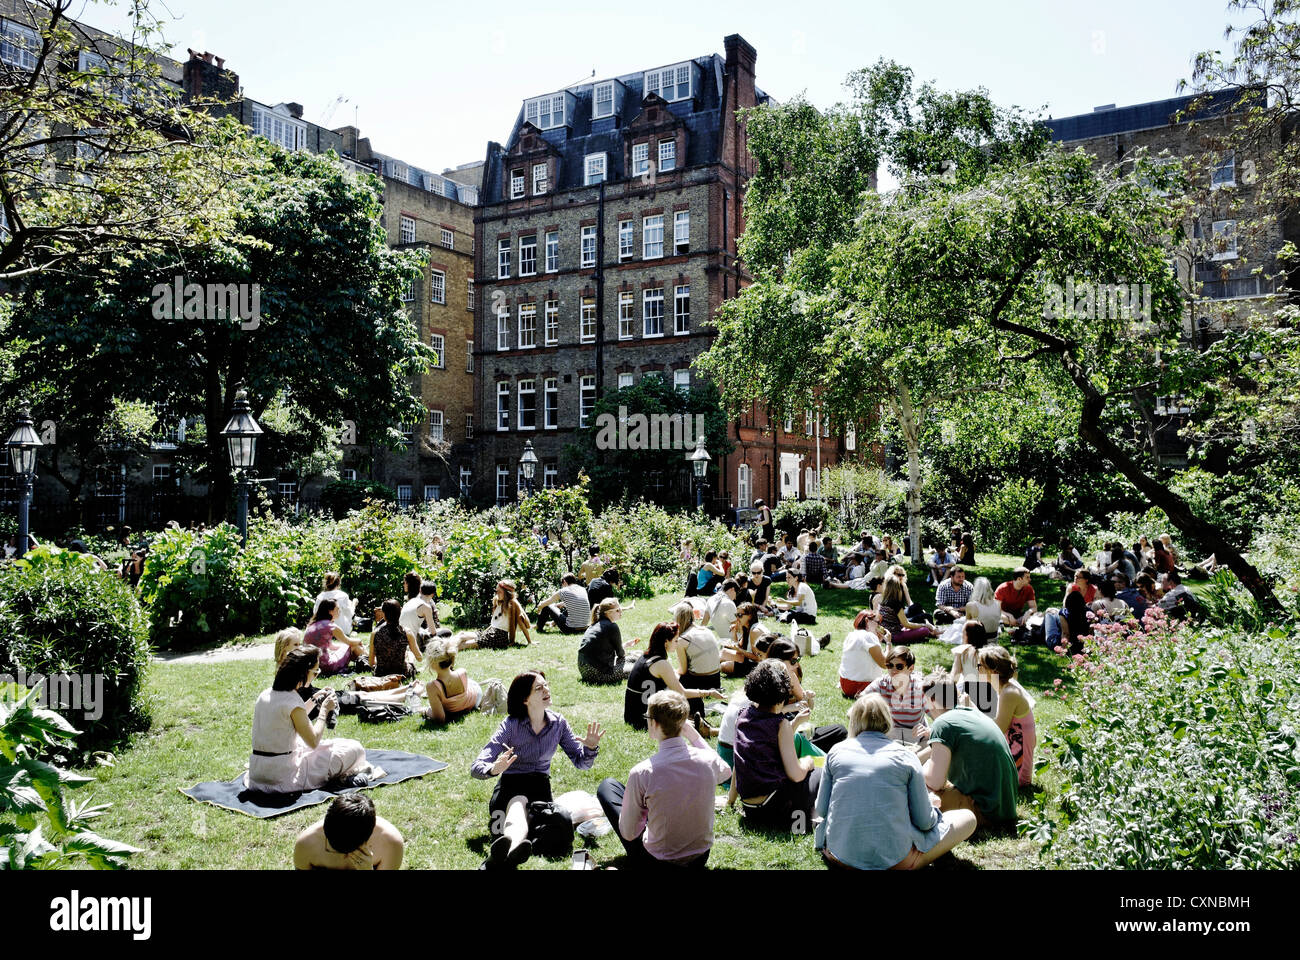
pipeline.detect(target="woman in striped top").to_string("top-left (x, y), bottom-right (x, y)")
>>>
top-left (860, 647), bottom-right (928, 744)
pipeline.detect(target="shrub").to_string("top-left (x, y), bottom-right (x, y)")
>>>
top-left (771, 498), bottom-right (832, 539)
top-left (593, 499), bottom-right (747, 598)
top-left (1026, 617), bottom-right (1300, 868)
top-left (820, 464), bottom-right (908, 541)
top-left (326, 504), bottom-right (431, 613)
top-left (0, 546), bottom-right (151, 754)
top-left (319, 479), bottom-right (397, 519)
top-left (0, 686), bottom-right (142, 868)
top-left (436, 522), bottom-right (561, 624)
top-left (515, 477), bottom-right (597, 573)
top-left (137, 525), bottom-right (247, 648)
top-left (972, 478), bottom-right (1043, 554)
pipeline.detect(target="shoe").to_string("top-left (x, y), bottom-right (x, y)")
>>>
top-left (505, 838), bottom-right (533, 868)
top-left (489, 834), bottom-right (513, 866)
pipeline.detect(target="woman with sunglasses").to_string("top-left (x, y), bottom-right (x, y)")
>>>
top-left (720, 602), bottom-right (769, 677)
top-left (471, 671), bottom-right (604, 869)
top-left (860, 647), bottom-right (928, 744)
top-left (839, 609), bottom-right (891, 698)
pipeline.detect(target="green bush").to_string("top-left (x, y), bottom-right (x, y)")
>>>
top-left (771, 498), bottom-right (832, 539)
top-left (436, 522), bottom-right (561, 624)
top-left (0, 686), bottom-right (141, 868)
top-left (319, 478), bottom-right (397, 519)
top-left (972, 478), bottom-right (1043, 554)
top-left (515, 478), bottom-right (597, 573)
top-left (594, 499), bottom-right (748, 598)
top-left (323, 504), bottom-right (431, 613)
top-left (137, 525), bottom-right (247, 648)
top-left (1026, 617), bottom-right (1300, 868)
top-left (0, 546), bottom-right (151, 754)
top-left (820, 463), bottom-right (908, 541)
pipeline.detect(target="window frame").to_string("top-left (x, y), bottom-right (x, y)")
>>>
top-left (674, 284), bottom-right (690, 334)
top-left (659, 139), bottom-right (676, 173)
top-left (618, 220), bottom-right (634, 261)
top-left (532, 162), bottom-right (548, 195)
top-left (430, 269), bottom-right (446, 304)
top-left (466, 339), bottom-right (474, 373)
top-left (429, 409), bottom-right (445, 443)
top-left (674, 210), bottom-right (690, 254)
top-left (580, 225), bottom-right (597, 268)
top-left (593, 80), bottom-right (615, 119)
top-left (618, 291), bottom-right (635, 340)
top-left (518, 303), bottom-right (537, 349)
top-left (584, 152), bottom-right (607, 186)
top-left (544, 378), bottom-right (559, 429)
top-left (496, 382), bottom-right (511, 431)
top-left (510, 169), bottom-right (525, 200)
top-left (545, 230), bottom-right (559, 273)
top-left (496, 308), bottom-right (510, 351)
top-left (430, 333), bottom-right (446, 369)
top-left (674, 369), bottom-right (690, 392)
top-left (579, 375), bottom-right (597, 428)
top-left (643, 215), bottom-right (664, 259)
top-left (496, 466), bottom-right (511, 504)
top-left (544, 299), bottom-right (559, 346)
top-left (497, 238), bottom-right (511, 279)
top-left (642, 288), bottom-right (665, 338)
top-left (580, 297), bottom-right (597, 343)
top-left (467, 278), bottom-right (475, 311)
top-left (632, 142), bottom-right (650, 177)
top-left (517, 379), bottom-right (537, 430)
top-left (518, 234), bottom-right (538, 276)
top-left (618, 372), bottom-right (634, 389)
top-left (1211, 219), bottom-right (1238, 261)
top-left (441, 228), bottom-right (455, 249)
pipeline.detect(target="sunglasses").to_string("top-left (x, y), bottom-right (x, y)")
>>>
top-left (887, 661), bottom-right (909, 670)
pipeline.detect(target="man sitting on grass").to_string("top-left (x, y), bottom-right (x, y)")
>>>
top-left (597, 690), bottom-right (733, 868)
top-left (294, 794), bottom-right (405, 870)
top-left (928, 543), bottom-right (957, 586)
top-left (994, 568), bottom-right (1038, 628)
top-left (534, 574), bottom-right (591, 634)
top-left (934, 566), bottom-right (973, 624)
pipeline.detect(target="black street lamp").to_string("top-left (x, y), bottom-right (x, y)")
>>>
top-left (5, 405), bottom-right (43, 559)
top-left (519, 440), bottom-right (538, 497)
top-left (687, 435), bottom-right (710, 511)
top-left (220, 386), bottom-right (263, 548)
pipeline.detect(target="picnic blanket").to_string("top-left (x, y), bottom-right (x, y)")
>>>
top-left (180, 749), bottom-right (447, 819)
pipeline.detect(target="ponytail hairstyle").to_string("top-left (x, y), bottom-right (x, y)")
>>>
top-left (672, 603), bottom-right (695, 638)
top-left (977, 645), bottom-right (1018, 684)
top-left (590, 597), bottom-right (620, 626)
top-left (322, 571), bottom-right (342, 591)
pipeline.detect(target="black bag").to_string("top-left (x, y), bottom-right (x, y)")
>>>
top-left (526, 801), bottom-right (574, 858)
top-left (357, 702), bottom-right (410, 723)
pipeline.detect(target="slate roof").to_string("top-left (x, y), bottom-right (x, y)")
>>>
top-left (1044, 88), bottom-right (1247, 142)
top-left (483, 52), bottom-right (754, 203)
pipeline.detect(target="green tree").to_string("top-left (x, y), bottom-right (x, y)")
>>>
top-left (564, 375), bottom-right (733, 508)
top-left (3, 142), bottom-right (432, 514)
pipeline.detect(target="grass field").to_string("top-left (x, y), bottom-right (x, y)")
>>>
top-left (81, 554), bottom-right (1077, 870)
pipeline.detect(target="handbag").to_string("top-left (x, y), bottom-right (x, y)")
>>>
top-left (526, 801), bottom-right (574, 858)
top-left (357, 702), bottom-right (411, 723)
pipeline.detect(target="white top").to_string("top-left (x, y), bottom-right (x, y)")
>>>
top-left (705, 593), bottom-right (737, 638)
top-left (952, 645), bottom-right (979, 685)
top-left (490, 600), bottom-right (510, 632)
top-left (790, 581), bottom-right (817, 616)
top-left (247, 688), bottom-right (306, 791)
top-left (969, 599), bottom-right (1002, 636)
top-left (681, 625), bottom-right (721, 675)
top-left (316, 589), bottom-right (355, 631)
top-left (1092, 596), bottom-right (1131, 618)
top-left (718, 689), bottom-right (752, 747)
top-left (400, 596), bottom-right (430, 637)
top-left (838, 630), bottom-right (884, 684)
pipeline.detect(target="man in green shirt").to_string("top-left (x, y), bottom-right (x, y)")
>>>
top-left (915, 677), bottom-right (1018, 829)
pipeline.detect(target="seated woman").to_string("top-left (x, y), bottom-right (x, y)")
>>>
top-left (839, 609), bottom-right (890, 698)
top-left (948, 622), bottom-right (997, 719)
top-left (728, 660), bottom-right (820, 833)
top-left (672, 604), bottom-right (722, 725)
top-left (977, 646), bottom-right (1036, 787)
top-left (1045, 588), bottom-right (1092, 655)
top-left (369, 598), bottom-right (423, 679)
top-left (956, 533), bottom-right (976, 567)
top-left (772, 570), bottom-right (818, 625)
top-left (860, 646), bottom-right (928, 744)
top-left (825, 552), bottom-right (872, 589)
top-left (1052, 537), bottom-right (1084, 579)
top-left (1152, 540), bottom-right (1176, 578)
top-left (722, 602), bottom-right (772, 677)
top-left (400, 572), bottom-right (439, 647)
top-left (457, 580), bottom-right (532, 650)
top-left (815, 694), bottom-right (977, 870)
top-left (315, 572), bottom-right (356, 636)
top-left (878, 578), bottom-right (939, 643)
top-left (304, 599), bottom-right (367, 676)
top-left (881, 535), bottom-right (902, 562)
top-left (1090, 578), bottom-right (1131, 620)
top-left (421, 638), bottom-right (482, 724)
top-left (624, 623), bottom-right (727, 730)
top-left (696, 550), bottom-right (727, 597)
top-left (471, 671), bottom-right (603, 868)
top-left (963, 576), bottom-right (1003, 638)
top-left (578, 599), bottom-right (631, 685)
top-left (246, 646), bottom-right (372, 793)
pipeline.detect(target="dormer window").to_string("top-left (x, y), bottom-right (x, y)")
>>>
top-left (0, 19), bottom-right (38, 71)
top-left (524, 94), bottom-right (567, 130)
top-left (658, 139), bottom-right (676, 172)
top-left (593, 81), bottom-right (615, 119)
top-left (644, 62), bottom-right (693, 103)
top-left (253, 105), bottom-right (306, 151)
top-left (532, 162), bottom-right (548, 195)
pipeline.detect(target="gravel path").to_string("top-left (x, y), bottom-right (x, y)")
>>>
top-left (153, 642), bottom-right (274, 665)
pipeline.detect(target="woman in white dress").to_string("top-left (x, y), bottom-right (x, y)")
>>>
top-left (315, 572), bottom-right (355, 636)
top-left (246, 646), bottom-right (371, 793)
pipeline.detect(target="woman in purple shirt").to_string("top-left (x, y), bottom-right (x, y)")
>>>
top-left (471, 670), bottom-right (604, 869)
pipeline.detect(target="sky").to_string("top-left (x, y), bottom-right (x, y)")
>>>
top-left (85, 0), bottom-right (1253, 176)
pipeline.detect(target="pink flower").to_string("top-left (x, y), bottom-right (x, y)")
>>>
top-left (1053, 645), bottom-right (1066, 655)
top-left (1053, 679), bottom-right (1062, 687)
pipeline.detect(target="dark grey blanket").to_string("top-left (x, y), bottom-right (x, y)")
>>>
top-left (180, 749), bottom-right (447, 819)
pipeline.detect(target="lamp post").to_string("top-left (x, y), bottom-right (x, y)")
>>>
top-left (519, 439), bottom-right (538, 497)
top-left (687, 435), bottom-right (710, 512)
top-left (220, 386), bottom-right (263, 548)
top-left (5, 405), bottom-right (43, 559)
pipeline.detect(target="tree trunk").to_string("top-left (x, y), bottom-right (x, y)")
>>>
top-left (1061, 355), bottom-right (1282, 615)
top-left (892, 381), bottom-right (925, 565)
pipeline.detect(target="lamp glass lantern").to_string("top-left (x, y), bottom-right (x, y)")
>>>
top-left (5, 409), bottom-right (42, 479)
top-left (220, 389), bottom-right (263, 471)
top-left (687, 436), bottom-right (710, 479)
top-left (519, 440), bottom-right (538, 481)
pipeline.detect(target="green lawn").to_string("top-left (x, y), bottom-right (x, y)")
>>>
top-left (83, 553), bottom-right (1074, 870)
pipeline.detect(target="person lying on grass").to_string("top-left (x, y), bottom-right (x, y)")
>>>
top-left (471, 671), bottom-right (603, 869)
top-left (294, 794), bottom-right (405, 870)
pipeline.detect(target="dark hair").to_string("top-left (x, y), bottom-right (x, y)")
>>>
top-left (1063, 590), bottom-right (1088, 630)
top-left (735, 602), bottom-right (760, 624)
top-left (786, 569), bottom-right (804, 583)
top-left (404, 571), bottom-right (422, 598)
top-left (381, 598), bottom-right (402, 629)
top-left (561, 572), bottom-right (579, 586)
top-left (1074, 568), bottom-right (1092, 584)
top-left (273, 645), bottom-right (320, 691)
top-left (889, 645), bottom-right (916, 668)
top-left (506, 671), bottom-right (546, 720)
top-left (1012, 566), bottom-right (1031, 580)
top-left (645, 622), bottom-right (676, 661)
top-left (1112, 569), bottom-right (1131, 585)
top-left (704, 550), bottom-right (718, 563)
top-left (1111, 545), bottom-right (1125, 563)
top-left (589, 545), bottom-right (600, 557)
top-left (323, 571), bottom-right (342, 591)
top-left (602, 568), bottom-right (619, 584)
top-left (312, 598), bottom-right (337, 623)
top-left (963, 621), bottom-right (989, 648)
top-left (765, 638), bottom-right (799, 663)
top-left (1098, 579), bottom-right (1117, 599)
top-left (1165, 570), bottom-right (1182, 585)
top-left (420, 580), bottom-right (438, 598)
top-left (323, 794), bottom-right (376, 854)
top-left (744, 659), bottom-right (792, 710)
top-left (720, 578), bottom-right (738, 594)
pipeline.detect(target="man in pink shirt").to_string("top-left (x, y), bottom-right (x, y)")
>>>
top-left (597, 690), bottom-right (732, 868)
